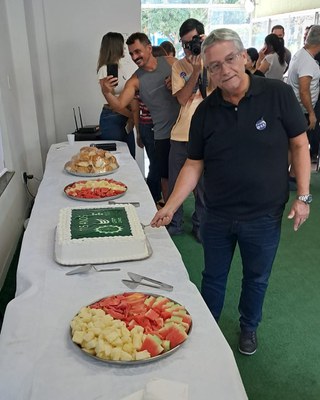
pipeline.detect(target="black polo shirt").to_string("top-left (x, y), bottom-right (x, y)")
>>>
top-left (188, 74), bottom-right (307, 220)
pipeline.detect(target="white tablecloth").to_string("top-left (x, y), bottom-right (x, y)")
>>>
top-left (0, 141), bottom-right (247, 400)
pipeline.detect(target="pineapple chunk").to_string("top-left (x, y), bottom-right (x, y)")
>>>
top-left (122, 342), bottom-right (134, 354)
top-left (72, 330), bottom-right (85, 345)
top-left (83, 331), bottom-right (95, 342)
top-left (105, 330), bottom-right (119, 344)
top-left (120, 350), bottom-right (133, 361)
top-left (85, 338), bottom-right (97, 350)
top-left (135, 350), bottom-right (151, 360)
top-left (132, 334), bottom-right (142, 350)
top-left (95, 339), bottom-right (107, 354)
top-left (110, 347), bottom-right (122, 361)
top-left (112, 337), bottom-right (123, 347)
top-left (131, 325), bottom-right (144, 335)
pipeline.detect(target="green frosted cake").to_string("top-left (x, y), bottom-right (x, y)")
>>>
top-left (55, 205), bottom-right (148, 265)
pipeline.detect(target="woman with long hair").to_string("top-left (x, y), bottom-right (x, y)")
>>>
top-left (256, 33), bottom-right (287, 80)
top-left (97, 32), bottom-right (135, 157)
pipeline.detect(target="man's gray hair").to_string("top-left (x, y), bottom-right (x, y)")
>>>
top-left (202, 28), bottom-right (245, 55)
top-left (306, 25), bottom-right (320, 46)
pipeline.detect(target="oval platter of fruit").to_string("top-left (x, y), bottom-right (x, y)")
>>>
top-left (64, 178), bottom-right (127, 201)
top-left (70, 292), bottom-right (192, 364)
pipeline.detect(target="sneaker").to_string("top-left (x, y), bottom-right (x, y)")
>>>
top-left (166, 224), bottom-right (183, 236)
top-left (238, 330), bottom-right (257, 355)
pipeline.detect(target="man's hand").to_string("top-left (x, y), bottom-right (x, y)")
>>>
top-left (308, 112), bottom-right (317, 130)
top-left (136, 134), bottom-right (144, 149)
top-left (187, 54), bottom-right (202, 73)
top-left (164, 76), bottom-right (172, 91)
top-left (151, 206), bottom-right (174, 228)
top-left (287, 199), bottom-right (310, 231)
top-left (99, 76), bottom-right (118, 94)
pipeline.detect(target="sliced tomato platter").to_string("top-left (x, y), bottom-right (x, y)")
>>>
top-left (70, 292), bottom-right (192, 364)
top-left (64, 178), bottom-right (127, 201)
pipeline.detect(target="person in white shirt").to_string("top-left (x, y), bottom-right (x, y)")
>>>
top-left (287, 25), bottom-right (320, 161)
top-left (256, 34), bottom-right (287, 80)
top-left (97, 32), bottom-right (135, 157)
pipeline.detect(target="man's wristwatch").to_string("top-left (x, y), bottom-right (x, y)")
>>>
top-left (296, 194), bottom-right (312, 204)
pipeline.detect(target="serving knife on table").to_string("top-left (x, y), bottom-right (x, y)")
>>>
top-left (108, 201), bottom-right (140, 207)
top-left (65, 264), bottom-right (121, 275)
top-left (122, 272), bottom-right (173, 291)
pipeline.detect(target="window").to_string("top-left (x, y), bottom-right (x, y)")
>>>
top-left (141, 0), bottom-right (252, 56)
top-left (252, 9), bottom-right (320, 52)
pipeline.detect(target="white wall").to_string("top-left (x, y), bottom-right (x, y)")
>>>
top-left (42, 0), bottom-right (140, 141)
top-left (0, 0), bottom-right (38, 290)
top-left (0, 0), bottom-right (141, 289)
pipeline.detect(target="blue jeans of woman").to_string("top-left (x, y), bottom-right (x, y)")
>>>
top-left (201, 211), bottom-right (282, 331)
top-left (139, 122), bottom-right (161, 202)
top-left (99, 106), bottom-right (135, 158)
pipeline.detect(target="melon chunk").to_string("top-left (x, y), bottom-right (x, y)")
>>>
top-left (165, 325), bottom-right (188, 348)
top-left (140, 334), bottom-right (164, 356)
top-left (135, 350), bottom-right (151, 360)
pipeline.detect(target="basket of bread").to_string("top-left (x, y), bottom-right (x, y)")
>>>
top-left (64, 146), bottom-right (119, 176)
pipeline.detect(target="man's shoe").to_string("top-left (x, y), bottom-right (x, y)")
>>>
top-left (166, 224), bottom-right (183, 236)
top-left (238, 330), bottom-right (257, 355)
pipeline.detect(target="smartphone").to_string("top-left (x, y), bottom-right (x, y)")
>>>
top-left (107, 64), bottom-right (118, 79)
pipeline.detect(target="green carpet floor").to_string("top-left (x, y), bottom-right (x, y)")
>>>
top-left (1, 172), bottom-right (319, 399)
top-left (172, 170), bottom-right (320, 400)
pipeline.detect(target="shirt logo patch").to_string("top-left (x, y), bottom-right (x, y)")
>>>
top-left (256, 118), bottom-right (267, 131)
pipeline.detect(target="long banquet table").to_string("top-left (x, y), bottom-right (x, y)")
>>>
top-left (0, 141), bottom-right (247, 400)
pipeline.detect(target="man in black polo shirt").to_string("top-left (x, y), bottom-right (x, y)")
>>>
top-left (151, 28), bottom-right (311, 356)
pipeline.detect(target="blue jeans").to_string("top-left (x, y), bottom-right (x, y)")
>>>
top-left (201, 211), bottom-right (283, 331)
top-left (168, 141), bottom-right (205, 232)
top-left (99, 107), bottom-right (135, 158)
top-left (139, 123), bottom-right (161, 202)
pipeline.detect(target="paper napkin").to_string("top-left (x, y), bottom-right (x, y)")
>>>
top-left (120, 378), bottom-right (188, 400)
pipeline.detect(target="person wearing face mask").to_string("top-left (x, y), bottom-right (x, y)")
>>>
top-left (151, 28), bottom-right (311, 356)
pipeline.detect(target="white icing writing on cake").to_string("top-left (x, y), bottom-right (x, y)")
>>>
top-left (95, 225), bottom-right (123, 234)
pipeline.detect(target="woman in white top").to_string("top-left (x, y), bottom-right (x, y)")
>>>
top-left (97, 32), bottom-right (135, 157)
top-left (256, 34), bottom-right (287, 80)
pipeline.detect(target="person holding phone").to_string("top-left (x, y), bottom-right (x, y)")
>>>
top-left (256, 34), bottom-right (287, 81)
top-left (97, 32), bottom-right (135, 157)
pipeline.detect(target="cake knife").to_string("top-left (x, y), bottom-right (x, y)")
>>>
top-left (108, 201), bottom-right (140, 207)
top-left (65, 264), bottom-right (121, 275)
top-left (126, 272), bottom-right (173, 291)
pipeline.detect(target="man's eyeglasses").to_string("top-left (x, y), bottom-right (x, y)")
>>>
top-left (206, 52), bottom-right (242, 75)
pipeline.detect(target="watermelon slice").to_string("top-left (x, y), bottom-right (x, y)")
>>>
top-left (164, 325), bottom-right (188, 348)
top-left (145, 308), bottom-right (160, 321)
top-left (140, 334), bottom-right (164, 356)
